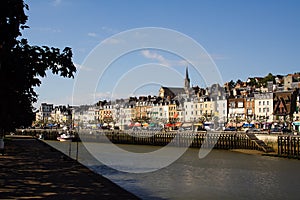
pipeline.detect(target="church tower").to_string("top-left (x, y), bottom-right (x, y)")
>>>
top-left (184, 66), bottom-right (190, 94)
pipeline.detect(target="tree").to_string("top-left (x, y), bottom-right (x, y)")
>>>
top-left (236, 79), bottom-right (243, 85)
top-left (247, 78), bottom-right (259, 88)
top-left (0, 0), bottom-right (76, 135)
top-left (228, 80), bottom-right (236, 89)
top-left (260, 73), bottom-right (275, 87)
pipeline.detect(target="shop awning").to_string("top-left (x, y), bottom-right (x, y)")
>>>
top-left (194, 123), bottom-right (203, 126)
top-left (165, 123), bottom-right (175, 127)
top-left (182, 123), bottom-right (193, 127)
top-left (134, 122), bottom-right (141, 127)
top-left (175, 122), bottom-right (182, 127)
top-left (142, 122), bottom-right (149, 127)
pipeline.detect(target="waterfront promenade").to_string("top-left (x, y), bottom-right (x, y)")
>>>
top-left (0, 136), bottom-right (139, 199)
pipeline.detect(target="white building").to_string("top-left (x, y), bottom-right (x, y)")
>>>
top-left (184, 101), bottom-right (195, 122)
top-left (118, 104), bottom-right (135, 128)
top-left (50, 105), bottom-right (72, 124)
top-left (36, 103), bottom-right (53, 122)
top-left (73, 105), bottom-right (97, 128)
top-left (228, 97), bottom-right (245, 122)
top-left (215, 97), bottom-right (227, 125)
top-left (254, 92), bottom-right (274, 128)
top-left (148, 103), bottom-right (160, 121)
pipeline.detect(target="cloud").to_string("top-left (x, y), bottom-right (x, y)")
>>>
top-left (141, 50), bottom-right (189, 67)
top-left (74, 63), bottom-right (93, 72)
top-left (141, 50), bottom-right (170, 66)
top-left (102, 38), bottom-right (122, 45)
top-left (53, 0), bottom-right (62, 6)
top-left (87, 32), bottom-right (97, 37)
top-left (95, 92), bottom-right (113, 100)
top-left (34, 27), bottom-right (61, 33)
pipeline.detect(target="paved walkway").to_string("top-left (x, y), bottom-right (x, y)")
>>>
top-left (0, 137), bottom-right (139, 199)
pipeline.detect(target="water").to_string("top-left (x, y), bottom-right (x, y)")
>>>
top-left (46, 141), bottom-right (300, 200)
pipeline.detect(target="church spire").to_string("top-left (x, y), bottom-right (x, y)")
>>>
top-left (184, 66), bottom-right (190, 96)
top-left (184, 66), bottom-right (190, 90)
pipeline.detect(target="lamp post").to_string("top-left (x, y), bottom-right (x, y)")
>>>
top-left (265, 106), bottom-right (269, 131)
top-left (115, 104), bottom-right (120, 130)
top-left (235, 114), bottom-right (238, 132)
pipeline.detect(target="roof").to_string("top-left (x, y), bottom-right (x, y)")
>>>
top-left (162, 87), bottom-right (185, 95)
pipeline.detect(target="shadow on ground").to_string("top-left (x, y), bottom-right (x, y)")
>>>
top-left (0, 138), bottom-right (139, 199)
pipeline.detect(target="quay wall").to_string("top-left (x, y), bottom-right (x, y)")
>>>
top-left (15, 129), bottom-right (261, 151)
top-left (254, 134), bottom-right (300, 159)
top-left (278, 135), bottom-right (300, 159)
top-left (255, 134), bottom-right (278, 143)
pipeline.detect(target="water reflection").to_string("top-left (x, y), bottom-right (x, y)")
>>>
top-left (46, 141), bottom-right (300, 200)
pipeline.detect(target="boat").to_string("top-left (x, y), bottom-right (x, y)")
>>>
top-left (57, 131), bottom-right (75, 142)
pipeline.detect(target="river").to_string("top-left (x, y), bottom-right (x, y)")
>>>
top-left (45, 140), bottom-right (300, 200)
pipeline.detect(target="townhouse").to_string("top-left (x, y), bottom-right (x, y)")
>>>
top-left (254, 92), bottom-right (273, 128)
top-left (35, 72), bottom-right (300, 131)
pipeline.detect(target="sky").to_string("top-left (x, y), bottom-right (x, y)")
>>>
top-left (22, 0), bottom-right (300, 107)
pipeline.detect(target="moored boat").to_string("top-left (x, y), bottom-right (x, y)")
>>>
top-left (57, 132), bottom-right (75, 142)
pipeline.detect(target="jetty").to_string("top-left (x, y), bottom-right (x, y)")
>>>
top-left (0, 136), bottom-right (139, 199)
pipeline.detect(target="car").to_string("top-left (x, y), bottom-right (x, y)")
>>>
top-left (282, 127), bottom-right (292, 134)
top-left (148, 127), bottom-right (163, 131)
top-left (270, 127), bottom-right (282, 134)
top-left (110, 126), bottom-right (120, 130)
top-left (178, 127), bottom-right (193, 131)
top-left (131, 126), bottom-right (142, 131)
top-left (224, 127), bottom-right (237, 131)
top-left (196, 126), bottom-right (207, 132)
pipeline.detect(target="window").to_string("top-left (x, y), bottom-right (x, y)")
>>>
top-left (267, 101), bottom-right (269, 105)
top-left (263, 101), bottom-right (265, 106)
top-left (259, 108), bottom-right (261, 113)
top-left (259, 101), bottom-right (261, 106)
top-left (237, 102), bottom-right (243, 108)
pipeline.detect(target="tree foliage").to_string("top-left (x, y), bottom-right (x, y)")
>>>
top-left (228, 80), bottom-right (236, 89)
top-left (260, 73), bottom-right (275, 87)
top-left (0, 0), bottom-right (76, 134)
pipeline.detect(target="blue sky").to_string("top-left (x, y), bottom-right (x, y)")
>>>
top-left (22, 0), bottom-right (300, 107)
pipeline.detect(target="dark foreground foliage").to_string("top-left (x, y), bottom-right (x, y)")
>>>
top-left (0, 0), bottom-right (76, 134)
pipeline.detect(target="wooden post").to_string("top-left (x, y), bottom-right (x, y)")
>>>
top-left (76, 139), bottom-right (79, 161)
top-left (68, 141), bottom-right (71, 157)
